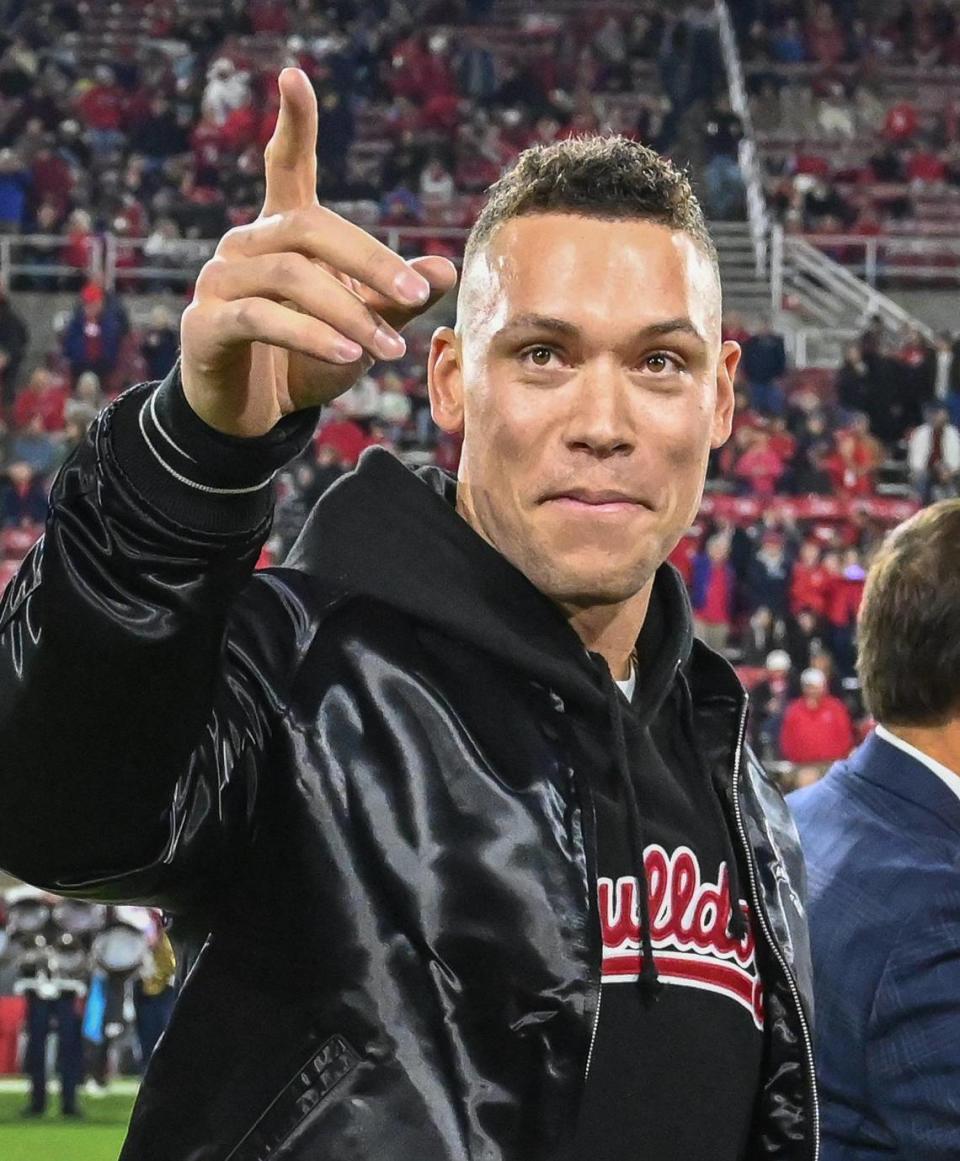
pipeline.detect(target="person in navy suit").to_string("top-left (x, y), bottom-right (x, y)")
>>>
top-left (789, 498), bottom-right (960, 1161)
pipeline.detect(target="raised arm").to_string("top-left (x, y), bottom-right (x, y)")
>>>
top-left (0, 68), bottom-right (456, 909)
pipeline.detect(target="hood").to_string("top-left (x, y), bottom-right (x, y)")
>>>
top-left (285, 446), bottom-right (743, 996)
top-left (285, 446), bottom-right (694, 726)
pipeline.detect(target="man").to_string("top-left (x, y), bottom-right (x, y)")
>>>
top-left (790, 500), bottom-right (960, 1160)
top-left (690, 533), bottom-right (735, 652)
top-left (0, 69), bottom-right (815, 1160)
top-left (779, 668), bottom-right (854, 766)
top-left (740, 316), bottom-right (787, 417)
top-left (749, 649), bottom-right (798, 761)
top-left (908, 402), bottom-right (960, 505)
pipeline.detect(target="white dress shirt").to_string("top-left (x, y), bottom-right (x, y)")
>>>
top-left (875, 723), bottom-right (960, 804)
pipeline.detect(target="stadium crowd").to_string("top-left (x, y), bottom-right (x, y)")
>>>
top-left (732, 0), bottom-right (960, 270)
top-left (0, 0), bottom-right (743, 280)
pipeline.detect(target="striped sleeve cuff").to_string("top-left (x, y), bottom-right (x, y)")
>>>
top-left (108, 359), bottom-right (322, 535)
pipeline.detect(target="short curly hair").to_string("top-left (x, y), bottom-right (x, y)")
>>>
top-left (463, 135), bottom-right (718, 274)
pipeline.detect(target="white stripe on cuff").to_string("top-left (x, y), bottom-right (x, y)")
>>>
top-left (138, 393), bottom-right (275, 496)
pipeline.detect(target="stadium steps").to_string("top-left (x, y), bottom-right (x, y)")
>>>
top-left (710, 221), bottom-right (772, 320)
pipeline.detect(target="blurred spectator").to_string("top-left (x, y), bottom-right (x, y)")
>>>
top-left (60, 209), bottom-right (97, 287)
top-left (835, 343), bottom-right (873, 416)
top-left (62, 282), bottom-right (128, 383)
top-left (73, 370), bottom-right (104, 410)
top-left (1, 460), bottom-right (46, 526)
top-left (740, 319), bottom-right (787, 416)
top-left (740, 605), bottom-right (789, 666)
top-left (824, 548), bottom-right (866, 679)
top-left (202, 59), bottom-right (250, 126)
top-left (702, 94), bottom-right (745, 218)
top-left (748, 531), bottom-right (792, 619)
top-left (140, 306), bottom-right (179, 382)
top-left (789, 540), bottom-right (830, 620)
top-left (11, 367), bottom-right (68, 432)
top-left (0, 147), bottom-right (29, 233)
top-left (0, 287), bottom-right (29, 407)
top-left (9, 414), bottom-right (60, 475)
top-left (750, 648), bottom-right (800, 759)
top-left (735, 428), bottom-right (785, 497)
top-left (824, 421), bottom-right (881, 498)
top-left (74, 65), bottom-right (127, 157)
top-left (908, 404), bottom-right (960, 504)
top-left (691, 533), bottom-right (735, 652)
top-left (780, 667), bottom-right (855, 764)
top-left (786, 607), bottom-right (830, 673)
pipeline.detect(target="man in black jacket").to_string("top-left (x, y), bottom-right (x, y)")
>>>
top-left (0, 68), bottom-right (817, 1160)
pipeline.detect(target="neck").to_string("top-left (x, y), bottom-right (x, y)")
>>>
top-left (556, 583), bottom-right (653, 680)
top-left (453, 485), bottom-right (651, 682)
top-left (883, 719), bottom-right (960, 779)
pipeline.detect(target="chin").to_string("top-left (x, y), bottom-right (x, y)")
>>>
top-left (526, 555), bottom-right (656, 608)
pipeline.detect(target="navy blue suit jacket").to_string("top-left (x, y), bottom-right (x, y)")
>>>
top-left (789, 731), bottom-right (960, 1160)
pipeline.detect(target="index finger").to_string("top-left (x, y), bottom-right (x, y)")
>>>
top-left (220, 206), bottom-right (433, 308)
top-left (262, 67), bottom-right (319, 217)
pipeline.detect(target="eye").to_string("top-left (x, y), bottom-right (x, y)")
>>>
top-left (520, 345), bottom-right (559, 368)
top-left (644, 351), bottom-right (682, 373)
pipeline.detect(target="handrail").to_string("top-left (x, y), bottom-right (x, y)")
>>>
top-left (800, 232), bottom-right (960, 288)
top-left (785, 234), bottom-right (934, 338)
top-left (714, 0), bottom-right (770, 282)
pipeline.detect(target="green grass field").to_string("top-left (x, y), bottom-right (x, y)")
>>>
top-left (0, 1081), bottom-right (137, 1161)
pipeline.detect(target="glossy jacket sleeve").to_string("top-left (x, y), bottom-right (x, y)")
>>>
top-left (0, 367), bottom-right (319, 911)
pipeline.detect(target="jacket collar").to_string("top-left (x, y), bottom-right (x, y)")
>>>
top-left (845, 730), bottom-right (960, 839)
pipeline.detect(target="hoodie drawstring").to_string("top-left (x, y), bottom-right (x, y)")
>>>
top-left (677, 675), bottom-right (749, 944)
top-left (598, 663), bottom-right (663, 1005)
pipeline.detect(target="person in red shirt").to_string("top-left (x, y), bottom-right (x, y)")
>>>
top-left (906, 146), bottom-right (947, 185)
top-left (824, 428), bottom-right (879, 498)
top-left (11, 368), bottom-right (68, 433)
top-left (691, 535), bottom-right (735, 653)
top-left (789, 539), bottom-right (830, 618)
top-left (74, 66), bottom-right (127, 156)
top-left (884, 100), bottom-right (919, 142)
top-left (805, 4), bottom-right (847, 66)
top-left (779, 668), bottom-right (854, 764)
top-left (734, 429), bottom-right (785, 498)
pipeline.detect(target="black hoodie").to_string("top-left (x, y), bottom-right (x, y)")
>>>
top-left (285, 447), bottom-right (767, 1161)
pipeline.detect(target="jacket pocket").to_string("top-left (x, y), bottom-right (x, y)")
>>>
top-left (224, 1034), bottom-right (360, 1161)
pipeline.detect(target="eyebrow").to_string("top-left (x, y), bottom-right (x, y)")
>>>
top-left (495, 313), bottom-right (707, 346)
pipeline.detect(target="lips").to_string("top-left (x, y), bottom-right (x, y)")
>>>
top-left (540, 487), bottom-right (646, 507)
top-left (539, 488), bottom-right (649, 517)
top-left (545, 488), bottom-right (641, 505)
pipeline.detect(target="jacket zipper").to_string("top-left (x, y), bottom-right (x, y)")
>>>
top-left (583, 974), bottom-right (602, 1082)
top-left (730, 695), bottom-right (820, 1161)
top-left (572, 761), bottom-right (603, 1084)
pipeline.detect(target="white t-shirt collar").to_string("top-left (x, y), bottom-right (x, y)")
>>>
top-left (874, 723), bottom-right (960, 804)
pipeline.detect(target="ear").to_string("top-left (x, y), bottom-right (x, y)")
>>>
top-left (711, 340), bottom-right (741, 449)
top-left (427, 325), bottom-right (465, 435)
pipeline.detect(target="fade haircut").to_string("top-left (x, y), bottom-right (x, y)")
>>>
top-left (857, 500), bottom-right (960, 727)
top-left (463, 135), bottom-right (719, 278)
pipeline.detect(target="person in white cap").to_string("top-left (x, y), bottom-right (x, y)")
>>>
top-left (780, 667), bottom-right (854, 765)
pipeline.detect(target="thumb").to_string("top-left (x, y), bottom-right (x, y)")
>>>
top-left (363, 256), bottom-right (459, 331)
top-left (261, 68), bottom-right (319, 217)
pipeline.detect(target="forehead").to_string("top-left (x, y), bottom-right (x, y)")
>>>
top-left (458, 213), bottom-right (720, 342)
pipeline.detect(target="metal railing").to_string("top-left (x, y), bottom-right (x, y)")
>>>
top-left (779, 230), bottom-right (934, 338)
top-left (715, 0), bottom-right (770, 280)
top-left (800, 232), bottom-right (960, 288)
top-left (0, 227), bottom-right (473, 292)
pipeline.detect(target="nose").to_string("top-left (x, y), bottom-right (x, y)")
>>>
top-left (563, 358), bottom-right (635, 458)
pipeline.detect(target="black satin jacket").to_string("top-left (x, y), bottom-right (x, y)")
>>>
top-left (0, 384), bottom-right (818, 1160)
